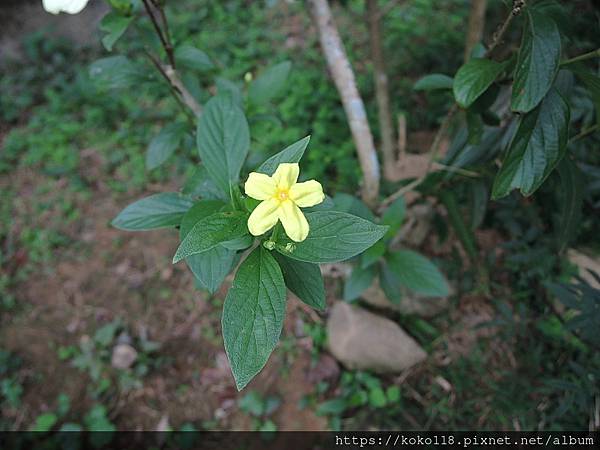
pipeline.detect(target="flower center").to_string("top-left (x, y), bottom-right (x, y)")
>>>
top-left (276, 189), bottom-right (289, 202)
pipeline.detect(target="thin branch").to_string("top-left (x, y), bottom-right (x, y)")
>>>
top-left (141, 0), bottom-right (175, 67)
top-left (464, 0), bottom-right (487, 62)
top-left (379, 105), bottom-right (457, 212)
top-left (144, 49), bottom-right (200, 120)
top-left (155, 1), bottom-right (176, 68)
top-left (561, 48), bottom-right (600, 66)
top-left (485, 0), bottom-right (525, 57)
top-left (571, 124), bottom-right (600, 143)
top-left (310, 0), bottom-right (380, 207)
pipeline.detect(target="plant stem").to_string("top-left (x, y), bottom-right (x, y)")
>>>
top-left (485, 0), bottom-right (525, 57)
top-left (561, 48), bottom-right (600, 66)
top-left (571, 124), bottom-right (600, 143)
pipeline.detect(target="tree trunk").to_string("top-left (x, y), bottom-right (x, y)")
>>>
top-left (464, 0), bottom-right (487, 61)
top-left (309, 0), bottom-right (380, 207)
top-left (367, 0), bottom-right (396, 182)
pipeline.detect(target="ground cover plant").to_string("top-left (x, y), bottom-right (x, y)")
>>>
top-left (0, 0), bottom-right (599, 435)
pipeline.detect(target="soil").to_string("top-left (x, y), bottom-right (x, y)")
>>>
top-left (0, 149), bottom-right (328, 431)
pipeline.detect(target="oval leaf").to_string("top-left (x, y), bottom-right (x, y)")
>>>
top-left (273, 252), bottom-right (325, 310)
top-left (453, 58), bottom-right (504, 108)
top-left (511, 9), bottom-right (561, 113)
top-left (275, 211), bottom-right (388, 264)
top-left (112, 193), bottom-right (194, 231)
top-left (175, 45), bottom-right (214, 71)
top-left (256, 136), bottom-right (310, 175)
top-left (386, 250), bottom-right (450, 297)
top-left (492, 88), bottom-right (569, 198)
top-left (414, 74), bottom-right (454, 91)
top-left (248, 61), bottom-right (292, 105)
top-left (197, 95), bottom-right (250, 196)
top-left (222, 247), bottom-right (286, 390)
top-left (146, 123), bottom-right (187, 170)
top-left (173, 211), bottom-right (249, 263)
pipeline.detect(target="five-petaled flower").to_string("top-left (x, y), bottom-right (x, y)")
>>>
top-left (244, 163), bottom-right (324, 242)
top-left (42, 0), bottom-right (90, 14)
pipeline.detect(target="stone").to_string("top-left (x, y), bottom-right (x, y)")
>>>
top-left (326, 302), bottom-right (426, 373)
top-left (111, 343), bottom-right (138, 369)
top-left (362, 278), bottom-right (450, 318)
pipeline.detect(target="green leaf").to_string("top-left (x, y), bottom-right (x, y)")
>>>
top-left (111, 193), bottom-right (194, 231)
top-left (256, 136), bottom-right (310, 175)
top-left (453, 58), bottom-right (504, 108)
top-left (173, 211), bottom-right (249, 263)
top-left (222, 247), bottom-right (286, 390)
top-left (197, 95), bottom-right (250, 195)
top-left (492, 88), bottom-right (569, 198)
top-left (100, 12), bottom-right (133, 51)
top-left (440, 191), bottom-right (478, 261)
top-left (380, 266), bottom-right (402, 304)
top-left (248, 61), bottom-right (292, 105)
top-left (276, 212), bottom-right (387, 264)
top-left (332, 193), bottom-right (375, 221)
top-left (215, 77), bottom-right (243, 107)
top-left (175, 45), bottom-right (214, 71)
top-left (343, 265), bottom-right (376, 302)
top-left (89, 56), bottom-right (145, 90)
top-left (182, 166), bottom-right (228, 201)
top-left (466, 110), bottom-right (484, 144)
top-left (273, 253), bottom-right (325, 310)
top-left (413, 74), bottom-right (454, 91)
top-left (556, 158), bottom-right (583, 253)
top-left (31, 413), bottom-right (58, 432)
top-left (572, 67), bottom-right (600, 126)
top-left (146, 123), bottom-right (187, 170)
top-left (368, 387), bottom-right (387, 408)
top-left (180, 200), bottom-right (235, 293)
top-left (511, 9), bottom-right (561, 112)
top-left (381, 197), bottom-right (406, 240)
top-left (385, 250), bottom-right (450, 297)
top-left (360, 240), bottom-right (386, 268)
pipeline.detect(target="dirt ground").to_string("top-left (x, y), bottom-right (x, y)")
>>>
top-left (0, 148), bottom-right (331, 431)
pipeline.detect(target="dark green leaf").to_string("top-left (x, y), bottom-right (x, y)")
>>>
top-left (385, 250), bottom-right (450, 297)
top-left (256, 136), bottom-right (310, 175)
top-left (381, 197), bottom-right (406, 240)
top-left (100, 12), bottom-right (133, 51)
top-left (332, 193), bottom-right (375, 221)
top-left (466, 110), bottom-right (484, 145)
top-left (556, 158), bottom-right (583, 253)
top-left (248, 61), bottom-right (292, 105)
top-left (275, 212), bottom-right (387, 264)
top-left (173, 211), bottom-right (249, 263)
top-left (175, 45), bottom-right (214, 71)
top-left (493, 88), bottom-right (569, 198)
top-left (180, 201), bottom-right (234, 293)
top-left (273, 253), bottom-right (325, 310)
top-left (146, 123), bottom-right (187, 170)
top-left (511, 9), bottom-right (561, 112)
top-left (413, 74), bottom-right (454, 91)
top-left (112, 193), bottom-right (194, 231)
top-left (343, 265), bottom-right (376, 302)
top-left (572, 67), bottom-right (600, 126)
top-left (89, 56), bottom-right (145, 90)
top-left (197, 95), bottom-right (250, 196)
top-left (380, 266), bottom-right (402, 304)
top-left (222, 247), bottom-right (286, 390)
top-left (182, 166), bottom-right (229, 200)
top-left (215, 77), bottom-right (243, 107)
top-left (360, 240), bottom-right (386, 268)
top-left (440, 191), bottom-right (478, 261)
top-left (453, 58), bottom-right (504, 108)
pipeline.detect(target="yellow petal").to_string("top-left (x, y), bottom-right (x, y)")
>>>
top-left (272, 163), bottom-right (299, 190)
top-left (289, 180), bottom-right (325, 208)
top-left (247, 198), bottom-right (280, 236)
top-left (278, 200), bottom-right (309, 242)
top-left (244, 172), bottom-right (276, 200)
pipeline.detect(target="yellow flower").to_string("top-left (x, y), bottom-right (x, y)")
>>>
top-left (244, 163), bottom-right (325, 242)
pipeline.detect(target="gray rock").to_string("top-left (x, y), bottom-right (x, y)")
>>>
top-left (111, 343), bottom-right (138, 369)
top-left (362, 279), bottom-right (450, 318)
top-left (327, 302), bottom-right (426, 373)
